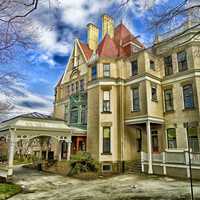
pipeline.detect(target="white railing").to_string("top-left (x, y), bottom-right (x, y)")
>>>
top-left (152, 153), bottom-right (163, 162)
top-left (165, 151), bottom-right (186, 164)
top-left (141, 150), bottom-right (200, 177)
top-left (191, 153), bottom-right (200, 165)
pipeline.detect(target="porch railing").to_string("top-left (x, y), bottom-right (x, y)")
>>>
top-left (141, 150), bottom-right (200, 177)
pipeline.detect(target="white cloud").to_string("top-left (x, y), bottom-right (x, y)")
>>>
top-left (25, 0), bottom-right (167, 63)
top-left (0, 84), bottom-right (53, 121)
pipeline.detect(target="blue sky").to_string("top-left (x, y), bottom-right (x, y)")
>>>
top-left (1, 0), bottom-right (186, 120)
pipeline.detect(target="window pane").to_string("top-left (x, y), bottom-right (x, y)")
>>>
top-left (151, 86), bottom-right (157, 101)
top-left (103, 127), bottom-right (111, 153)
top-left (167, 128), bottom-right (177, 149)
top-left (177, 51), bottom-right (188, 72)
top-left (132, 88), bottom-right (139, 111)
top-left (76, 81), bottom-right (79, 92)
top-left (81, 108), bottom-right (87, 125)
top-left (92, 65), bottom-right (97, 80)
top-left (103, 64), bottom-right (110, 77)
top-left (131, 60), bottom-right (138, 76)
top-left (80, 79), bottom-right (84, 91)
top-left (164, 55), bottom-right (173, 76)
top-left (70, 110), bottom-right (78, 123)
top-left (164, 89), bottom-right (173, 111)
top-left (150, 60), bottom-right (155, 70)
top-left (103, 91), bottom-right (110, 100)
top-left (103, 91), bottom-right (110, 112)
top-left (183, 84), bottom-right (194, 109)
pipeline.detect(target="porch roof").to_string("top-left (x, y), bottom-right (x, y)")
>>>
top-left (0, 112), bottom-right (86, 140)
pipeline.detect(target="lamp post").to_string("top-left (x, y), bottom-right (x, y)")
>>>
top-left (184, 122), bottom-right (198, 200)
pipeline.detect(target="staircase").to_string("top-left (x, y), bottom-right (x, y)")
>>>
top-left (125, 160), bottom-right (142, 174)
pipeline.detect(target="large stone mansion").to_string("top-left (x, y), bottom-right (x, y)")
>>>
top-left (54, 14), bottom-right (200, 176)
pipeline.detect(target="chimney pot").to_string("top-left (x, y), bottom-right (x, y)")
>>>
top-left (102, 14), bottom-right (114, 39)
top-left (87, 23), bottom-right (99, 51)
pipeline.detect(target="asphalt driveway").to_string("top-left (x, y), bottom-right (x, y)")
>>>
top-left (9, 166), bottom-right (200, 200)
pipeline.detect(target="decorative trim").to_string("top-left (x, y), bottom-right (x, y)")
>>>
top-left (125, 116), bottom-right (164, 125)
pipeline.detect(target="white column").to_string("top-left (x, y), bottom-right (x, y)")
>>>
top-left (141, 151), bottom-right (144, 172)
top-left (67, 141), bottom-right (71, 161)
top-left (146, 120), bottom-right (153, 174)
top-left (163, 151), bottom-right (166, 175)
top-left (185, 151), bottom-right (190, 178)
top-left (8, 131), bottom-right (16, 176)
top-left (58, 141), bottom-right (62, 161)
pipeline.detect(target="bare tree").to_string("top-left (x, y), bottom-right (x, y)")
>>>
top-left (118, 0), bottom-right (200, 44)
top-left (0, 70), bottom-right (23, 115)
top-left (0, 0), bottom-right (40, 63)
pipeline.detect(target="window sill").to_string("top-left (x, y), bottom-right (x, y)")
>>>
top-left (164, 110), bottom-right (175, 114)
top-left (182, 107), bottom-right (195, 111)
top-left (131, 110), bottom-right (140, 113)
top-left (152, 99), bottom-right (158, 102)
top-left (101, 153), bottom-right (112, 155)
top-left (101, 111), bottom-right (112, 114)
top-left (164, 74), bottom-right (173, 77)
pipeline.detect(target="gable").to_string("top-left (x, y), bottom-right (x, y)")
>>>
top-left (61, 39), bottom-right (88, 84)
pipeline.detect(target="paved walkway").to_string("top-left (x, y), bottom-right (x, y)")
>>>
top-left (10, 167), bottom-right (200, 200)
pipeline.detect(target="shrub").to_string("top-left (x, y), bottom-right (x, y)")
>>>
top-left (68, 152), bottom-right (99, 176)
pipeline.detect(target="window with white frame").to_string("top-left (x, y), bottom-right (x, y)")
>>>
top-left (164, 55), bottom-right (173, 76)
top-left (103, 127), bottom-right (111, 154)
top-left (167, 128), bottom-right (177, 149)
top-left (151, 84), bottom-right (157, 101)
top-left (103, 63), bottom-right (110, 77)
top-left (103, 90), bottom-right (111, 112)
top-left (183, 84), bottom-right (194, 109)
top-left (164, 89), bottom-right (174, 111)
top-left (132, 87), bottom-right (140, 111)
top-left (131, 60), bottom-right (138, 76)
top-left (177, 51), bottom-right (188, 72)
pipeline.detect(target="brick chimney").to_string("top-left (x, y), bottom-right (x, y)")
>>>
top-left (87, 23), bottom-right (99, 51)
top-left (102, 14), bottom-right (114, 39)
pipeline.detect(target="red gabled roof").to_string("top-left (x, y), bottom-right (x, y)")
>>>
top-left (114, 23), bottom-right (144, 48)
top-left (79, 41), bottom-right (93, 60)
top-left (96, 34), bottom-right (119, 58)
top-left (78, 22), bottom-right (144, 60)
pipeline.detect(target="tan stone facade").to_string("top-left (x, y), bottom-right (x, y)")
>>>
top-left (54, 15), bottom-right (200, 174)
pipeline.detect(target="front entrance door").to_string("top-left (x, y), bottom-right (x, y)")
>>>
top-left (152, 130), bottom-right (159, 152)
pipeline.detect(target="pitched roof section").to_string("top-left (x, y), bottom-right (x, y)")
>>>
top-left (114, 23), bottom-right (144, 48)
top-left (96, 34), bottom-right (119, 58)
top-left (79, 41), bottom-right (93, 60)
top-left (76, 22), bottom-right (144, 60)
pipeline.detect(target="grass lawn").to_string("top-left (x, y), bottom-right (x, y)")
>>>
top-left (0, 184), bottom-right (21, 200)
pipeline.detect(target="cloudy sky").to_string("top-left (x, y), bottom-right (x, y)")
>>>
top-left (0, 0), bottom-right (185, 120)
